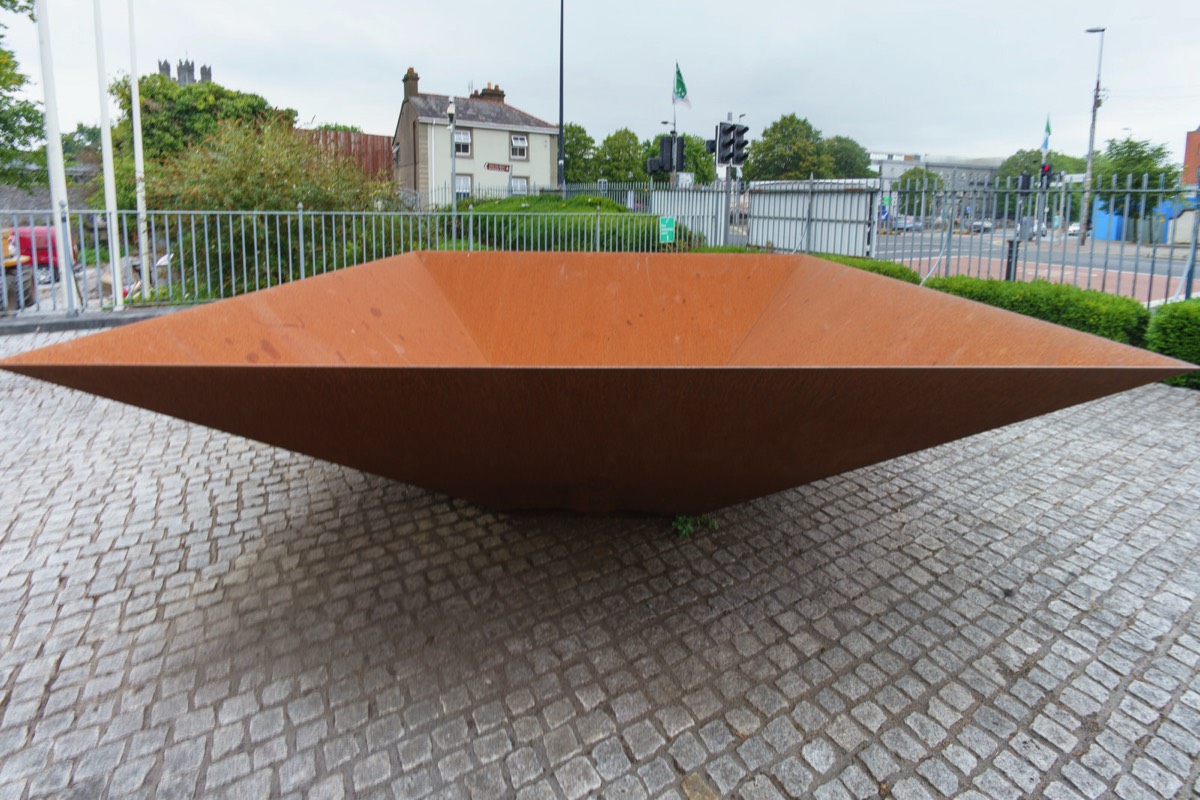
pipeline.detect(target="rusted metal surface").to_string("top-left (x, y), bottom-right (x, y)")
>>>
top-left (2, 252), bottom-right (1191, 514)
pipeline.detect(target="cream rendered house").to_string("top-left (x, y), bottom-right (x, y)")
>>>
top-left (392, 68), bottom-right (559, 205)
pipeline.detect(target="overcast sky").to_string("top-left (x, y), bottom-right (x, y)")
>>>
top-left (6, 0), bottom-right (1200, 167)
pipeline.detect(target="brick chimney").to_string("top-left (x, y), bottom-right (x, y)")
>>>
top-left (403, 67), bottom-right (420, 100)
top-left (477, 82), bottom-right (505, 103)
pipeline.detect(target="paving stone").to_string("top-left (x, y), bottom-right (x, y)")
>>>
top-left (2, 330), bottom-right (1199, 800)
top-left (556, 755), bottom-right (602, 800)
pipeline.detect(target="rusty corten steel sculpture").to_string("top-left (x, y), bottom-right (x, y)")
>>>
top-left (1, 251), bottom-right (1192, 514)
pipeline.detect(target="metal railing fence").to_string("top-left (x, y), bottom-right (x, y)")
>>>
top-left (2, 173), bottom-right (1197, 316)
top-left (880, 173), bottom-right (1198, 306)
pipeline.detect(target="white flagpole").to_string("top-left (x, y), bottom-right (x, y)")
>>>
top-left (34, 0), bottom-right (78, 315)
top-left (128, 0), bottom-right (150, 301)
top-left (93, 0), bottom-right (123, 308)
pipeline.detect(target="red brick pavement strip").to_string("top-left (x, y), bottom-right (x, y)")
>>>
top-left (1, 330), bottom-right (1199, 800)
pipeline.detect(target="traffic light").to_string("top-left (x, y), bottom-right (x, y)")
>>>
top-left (659, 135), bottom-right (673, 170)
top-left (716, 122), bottom-right (736, 165)
top-left (705, 138), bottom-right (716, 155)
top-left (1040, 163), bottom-right (1052, 189)
top-left (731, 124), bottom-right (749, 166)
top-left (1018, 174), bottom-right (1032, 193)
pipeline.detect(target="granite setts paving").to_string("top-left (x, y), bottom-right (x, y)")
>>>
top-left (1, 329), bottom-right (1198, 799)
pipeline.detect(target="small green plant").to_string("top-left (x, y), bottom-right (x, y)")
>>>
top-left (816, 254), bottom-right (920, 284)
top-left (672, 514), bottom-right (717, 538)
top-left (922, 276), bottom-right (1150, 346)
top-left (1146, 298), bottom-right (1200, 388)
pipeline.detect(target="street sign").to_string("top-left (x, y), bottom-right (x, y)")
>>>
top-left (659, 217), bottom-right (676, 244)
top-left (880, 204), bottom-right (889, 221)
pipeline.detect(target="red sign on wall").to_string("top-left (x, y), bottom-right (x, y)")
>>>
top-left (485, 163), bottom-right (511, 173)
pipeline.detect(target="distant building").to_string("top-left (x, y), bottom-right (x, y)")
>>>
top-left (1183, 126), bottom-right (1200, 187)
top-left (392, 68), bottom-right (558, 205)
top-left (157, 59), bottom-right (212, 87)
top-left (870, 151), bottom-right (1003, 190)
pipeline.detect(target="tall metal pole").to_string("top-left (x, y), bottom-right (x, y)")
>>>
top-left (448, 103), bottom-right (456, 234)
top-left (1182, 166), bottom-right (1200, 301)
top-left (1080, 27), bottom-right (1105, 247)
top-left (34, 0), bottom-right (78, 315)
top-left (93, 0), bottom-right (123, 308)
top-left (128, 0), bottom-right (150, 301)
top-left (557, 0), bottom-right (564, 195)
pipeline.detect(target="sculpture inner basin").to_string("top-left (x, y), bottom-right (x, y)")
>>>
top-left (1, 251), bottom-right (1190, 514)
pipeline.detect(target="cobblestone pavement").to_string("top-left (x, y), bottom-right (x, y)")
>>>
top-left (2, 330), bottom-right (1199, 800)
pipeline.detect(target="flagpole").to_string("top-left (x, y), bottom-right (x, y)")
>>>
top-left (93, 0), bottom-right (123, 308)
top-left (34, 0), bottom-right (78, 316)
top-left (129, 0), bottom-right (150, 301)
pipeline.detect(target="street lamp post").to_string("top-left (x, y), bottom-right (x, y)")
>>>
top-left (1080, 26), bottom-right (1105, 247)
top-left (557, 0), bottom-right (564, 195)
top-left (447, 101), bottom-right (457, 220)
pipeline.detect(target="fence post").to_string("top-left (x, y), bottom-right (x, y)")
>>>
top-left (60, 202), bottom-right (78, 316)
top-left (805, 174), bottom-right (815, 254)
top-left (1183, 166), bottom-right (1200, 300)
top-left (297, 202), bottom-right (306, 279)
top-left (594, 209), bottom-right (600, 252)
top-left (468, 206), bottom-right (474, 252)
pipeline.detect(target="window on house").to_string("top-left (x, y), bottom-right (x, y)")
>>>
top-left (511, 177), bottom-right (529, 195)
top-left (510, 134), bottom-right (528, 161)
top-left (454, 129), bottom-right (472, 157)
top-left (454, 174), bottom-right (472, 200)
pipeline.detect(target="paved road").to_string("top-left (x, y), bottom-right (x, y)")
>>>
top-left (875, 234), bottom-right (1194, 298)
top-left (2, 330), bottom-right (1199, 799)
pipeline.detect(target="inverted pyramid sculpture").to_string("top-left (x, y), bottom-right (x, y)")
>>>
top-left (2, 251), bottom-right (1191, 513)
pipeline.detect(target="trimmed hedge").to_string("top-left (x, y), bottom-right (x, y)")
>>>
top-left (817, 254), bottom-right (920, 284)
top-left (923, 276), bottom-right (1150, 347)
top-left (1146, 298), bottom-right (1200, 388)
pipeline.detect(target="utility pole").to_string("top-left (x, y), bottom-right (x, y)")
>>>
top-left (1080, 27), bottom-right (1106, 246)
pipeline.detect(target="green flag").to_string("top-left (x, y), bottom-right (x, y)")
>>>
top-left (673, 63), bottom-right (690, 108)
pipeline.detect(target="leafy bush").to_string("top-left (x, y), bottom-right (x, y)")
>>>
top-left (1146, 298), bottom-right (1200, 388)
top-left (817, 254), bottom-right (920, 284)
top-left (923, 276), bottom-right (1150, 346)
top-left (449, 194), bottom-right (704, 252)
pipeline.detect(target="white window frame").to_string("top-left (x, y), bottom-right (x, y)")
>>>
top-left (453, 128), bottom-right (472, 157)
top-left (510, 134), bottom-right (528, 161)
top-left (454, 174), bottom-right (472, 199)
top-left (510, 176), bottom-right (529, 196)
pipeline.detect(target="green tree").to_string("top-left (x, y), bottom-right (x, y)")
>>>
top-left (105, 73), bottom-right (297, 207)
top-left (1093, 137), bottom-right (1179, 224)
top-left (111, 73), bottom-right (295, 161)
top-left (61, 122), bottom-right (100, 165)
top-left (147, 119), bottom-right (393, 212)
top-left (819, 135), bottom-right (873, 178)
top-left (993, 148), bottom-right (1088, 221)
top-left (742, 114), bottom-right (831, 181)
top-left (893, 166), bottom-right (944, 216)
top-left (0, 1), bottom-right (44, 188)
top-left (562, 122), bottom-right (596, 183)
top-left (996, 148), bottom-right (1085, 186)
top-left (641, 132), bottom-right (716, 184)
top-left (681, 133), bottom-right (716, 184)
top-left (596, 128), bottom-right (645, 182)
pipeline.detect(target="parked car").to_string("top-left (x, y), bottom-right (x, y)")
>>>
top-left (1015, 221), bottom-right (1048, 241)
top-left (10, 225), bottom-right (78, 285)
top-left (1067, 222), bottom-right (1080, 237)
top-left (968, 219), bottom-right (994, 233)
top-left (889, 215), bottom-right (924, 232)
top-left (2, 229), bottom-right (35, 311)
